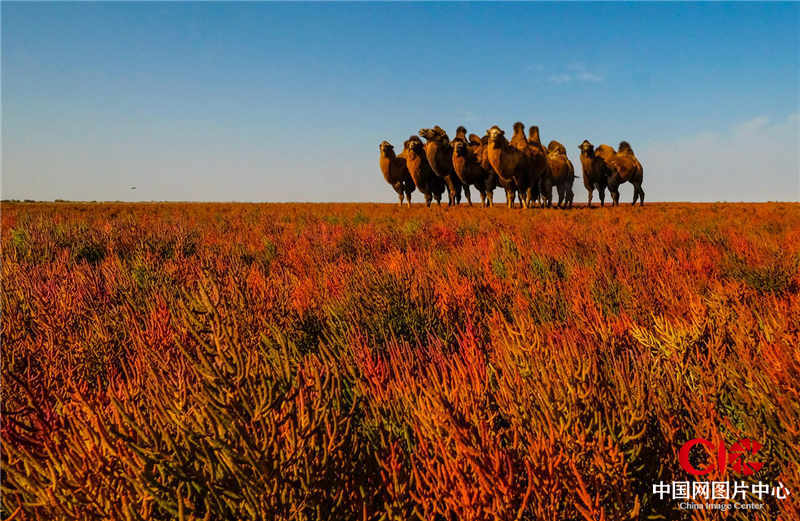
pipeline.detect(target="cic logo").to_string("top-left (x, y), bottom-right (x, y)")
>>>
top-left (679, 438), bottom-right (764, 476)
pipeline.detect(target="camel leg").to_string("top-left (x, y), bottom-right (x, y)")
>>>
top-left (636, 184), bottom-right (645, 206)
top-left (587, 189), bottom-right (593, 208)
top-left (405, 189), bottom-right (413, 207)
top-left (546, 179), bottom-right (553, 208)
top-left (478, 189), bottom-right (486, 207)
top-left (599, 187), bottom-right (606, 207)
top-left (556, 185), bottom-right (565, 208)
top-left (526, 187), bottom-right (535, 208)
top-left (463, 185), bottom-right (472, 206)
top-left (397, 191), bottom-right (404, 207)
top-left (484, 176), bottom-right (495, 208)
top-left (540, 178), bottom-right (552, 208)
top-left (486, 177), bottom-right (496, 207)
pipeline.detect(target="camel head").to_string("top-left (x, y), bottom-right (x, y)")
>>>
top-left (419, 128), bottom-right (435, 140)
top-left (379, 141), bottom-right (394, 155)
top-left (547, 140), bottom-right (566, 155)
top-left (432, 126), bottom-right (449, 141)
top-left (618, 141), bottom-right (634, 154)
top-left (513, 122), bottom-right (525, 135)
top-left (487, 126), bottom-right (505, 144)
top-left (578, 139), bottom-right (594, 157)
top-left (455, 126), bottom-right (468, 140)
top-left (405, 135), bottom-right (425, 153)
top-left (419, 126), bottom-right (449, 144)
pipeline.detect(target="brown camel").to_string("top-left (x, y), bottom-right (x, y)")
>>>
top-left (578, 140), bottom-right (610, 207)
top-left (475, 133), bottom-right (510, 206)
top-left (379, 141), bottom-right (415, 207)
top-left (541, 140), bottom-right (573, 208)
top-left (564, 155), bottom-right (576, 209)
top-left (595, 142), bottom-right (645, 206)
top-left (486, 125), bottom-right (533, 208)
top-left (511, 122), bottom-right (548, 207)
top-left (419, 126), bottom-right (466, 206)
top-left (404, 136), bottom-right (444, 207)
top-left (450, 129), bottom-right (497, 207)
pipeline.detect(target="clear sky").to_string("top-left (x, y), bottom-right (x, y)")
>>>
top-left (2, 2), bottom-right (798, 202)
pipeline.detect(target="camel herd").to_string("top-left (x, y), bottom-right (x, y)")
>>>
top-left (379, 123), bottom-right (644, 208)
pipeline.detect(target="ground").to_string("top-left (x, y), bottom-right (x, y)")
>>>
top-left (2, 202), bottom-right (799, 520)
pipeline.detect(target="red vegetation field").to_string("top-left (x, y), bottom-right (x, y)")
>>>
top-left (2, 202), bottom-right (799, 521)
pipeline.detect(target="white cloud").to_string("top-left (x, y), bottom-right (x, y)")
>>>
top-left (548, 73), bottom-right (572, 84)
top-left (547, 63), bottom-right (604, 84)
top-left (575, 71), bottom-right (603, 83)
top-left (637, 114), bottom-right (799, 202)
top-left (733, 115), bottom-right (769, 135)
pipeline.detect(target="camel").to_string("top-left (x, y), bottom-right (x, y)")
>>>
top-left (564, 155), bottom-right (576, 209)
top-left (510, 122), bottom-right (549, 207)
top-left (450, 130), bottom-right (497, 207)
top-left (475, 133), bottom-right (508, 206)
top-left (379, 141), bottom-right (415, 207)
top-left (595, 142), bottom-right (645, 206)
top-left (419, 127), bottom-right (466, 206)
top-left (578, 140), bottom-right (611, 208)
top-left (541, 140), bottom-right (573, 208)
top-left (404, 136), bottom-right (444, 207)
top-left (486, 125), bottom-right (534, 208)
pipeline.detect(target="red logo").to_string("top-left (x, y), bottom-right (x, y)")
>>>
top-left (679, 438), bottom-right (763, 476)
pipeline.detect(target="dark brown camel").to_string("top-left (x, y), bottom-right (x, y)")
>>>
top-left (379, 141), bottom-right (415, 207)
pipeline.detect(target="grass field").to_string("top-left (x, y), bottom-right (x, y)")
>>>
top-left (2, 202), bottom-right (799, 520)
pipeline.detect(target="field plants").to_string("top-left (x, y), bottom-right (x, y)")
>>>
top-left (2, 202), bottom-right (799, 520)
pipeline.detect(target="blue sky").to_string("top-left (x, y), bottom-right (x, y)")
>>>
top-left (3, 2), bottom-right (798, 202)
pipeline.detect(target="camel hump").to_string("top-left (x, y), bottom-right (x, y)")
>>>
top-left (618, 141), bottom-right (634, 154)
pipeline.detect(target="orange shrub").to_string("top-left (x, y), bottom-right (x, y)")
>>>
top-left (2, 202), bottom-right (799, 520)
